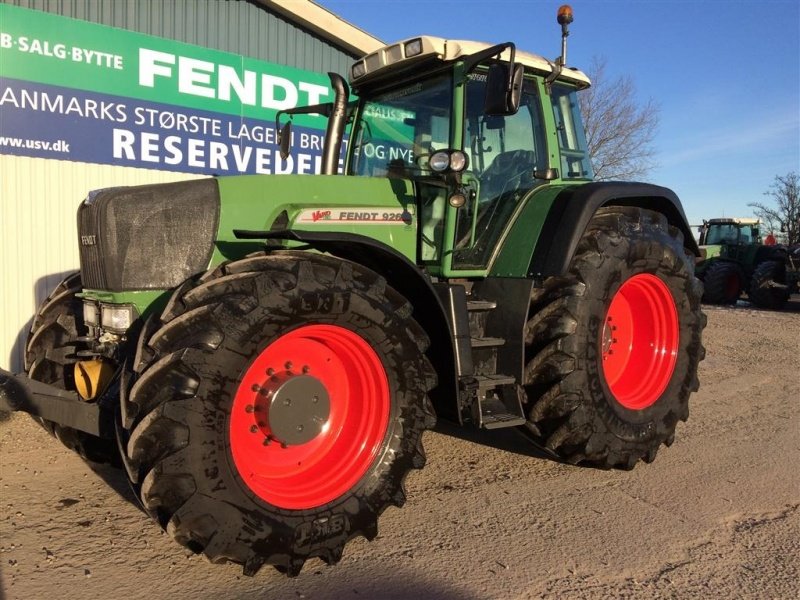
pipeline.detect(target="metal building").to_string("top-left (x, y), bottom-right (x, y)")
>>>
top-left (0, 0), bottom-right (382, 371)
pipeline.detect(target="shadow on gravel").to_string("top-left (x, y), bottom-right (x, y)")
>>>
top-left (703, 293), bottom-right (800, 313)
top-left (237, 572), bottom-right (483, 600)
top-left (435, 420), bottom-right (565, 463)
top-left (86, 460), bottom-right (143, 509)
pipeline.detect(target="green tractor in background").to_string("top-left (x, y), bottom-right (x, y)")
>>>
top-left (696, 217), bottom-right (795, 308)
top-left (0, 8), bottom-right (706, 577)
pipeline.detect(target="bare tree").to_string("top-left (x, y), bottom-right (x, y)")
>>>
top-left (749, 172), bottom-right (799, 246)
top-left (579, 56), bottom-right (659, 181)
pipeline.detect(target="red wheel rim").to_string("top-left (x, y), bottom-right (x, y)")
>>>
top-left (229, 324), bottom-right (390, 509)
top-left (600, 273), bottom-right (679, 410)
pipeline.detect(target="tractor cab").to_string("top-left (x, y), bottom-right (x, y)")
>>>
top-left (698, 217), bottom-right (761, 262)
top-left (278, 34), bottom-right (593, 277)
top-left (699, 218), bottom-right (761, 247)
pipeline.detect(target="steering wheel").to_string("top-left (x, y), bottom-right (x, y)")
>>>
top-left (481, 150), bottom-right (537, 184)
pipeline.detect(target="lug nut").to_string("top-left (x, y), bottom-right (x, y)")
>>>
top-left (245, 404), bottom-right (254, 413)
top-left (285, 361), bottom-right (293, 370)
top-left (250, 425), bottom-right (258, 433)
top-left (302, 365), bottom-right (310, 373)
top-left (251, 384), bottom-right (261, 393)
top-left (266, 368), bottom-right (275, 376)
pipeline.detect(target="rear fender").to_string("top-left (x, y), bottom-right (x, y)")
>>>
top-left (529, 182), bottom-right (699, 279)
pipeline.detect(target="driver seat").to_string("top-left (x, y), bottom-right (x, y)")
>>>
top-left (478, 149), bottom-right (537, 202)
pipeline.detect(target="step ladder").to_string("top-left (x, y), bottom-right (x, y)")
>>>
top-left (463, 298), bottom-right (526, 429)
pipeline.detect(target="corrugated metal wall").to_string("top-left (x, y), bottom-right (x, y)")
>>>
top-left (1, 1), bottom-right (359, 371)
top-left (0, 156), bottom-right (197, 371)
top-left (4, 0), bottom-right (356, 73)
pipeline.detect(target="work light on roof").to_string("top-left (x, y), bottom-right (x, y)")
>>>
top-left (351, 60), bottom-right (366, 79)
top-left (404, 38), bottom-right (423, 57)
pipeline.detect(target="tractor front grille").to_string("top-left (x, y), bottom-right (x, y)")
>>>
top-left (78, 195), bottom-right (106, 289)
top-left (77, 179), bottom-right (220, 291)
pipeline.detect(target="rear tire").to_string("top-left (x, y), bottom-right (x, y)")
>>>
top-left (125, 251), bottom-right (436, 576)
top-left (24, 272), bottom-right (118, 464)
top-left (702, 261), bottom-right (741, 304)
top-left (522, 207), bottom-right (705, 469)
top-left (748, 260), bottom-right (789, 310)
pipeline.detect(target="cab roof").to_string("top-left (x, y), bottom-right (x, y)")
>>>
top-left (708, 218), bottom-right (760, 225)
top-left (350, 35), bottom-right (591, 89)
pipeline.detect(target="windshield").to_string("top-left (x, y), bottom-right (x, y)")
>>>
top-left (705, 224), bottom-right (758, 245)
top-left (348, 74), bottom-right (452, 178)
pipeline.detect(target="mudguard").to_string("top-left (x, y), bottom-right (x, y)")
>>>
top-left (529, 181), bottom-right (699, 279)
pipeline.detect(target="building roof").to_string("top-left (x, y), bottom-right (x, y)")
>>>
top-left (257, 0), bottom-right (384, 56)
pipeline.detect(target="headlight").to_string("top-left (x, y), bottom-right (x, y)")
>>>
top-left (429, 150), bottom-right (469, 173)
top-left (429, 151), bottom-right (451, 172)
top-left (449, 151), bottom-right (468, 172)
top-left (82, 301), bottom-right (99, 326)
top-left (404, 38), bottom-right (423, 58)
top-left (100, 304), bottom-right (136, 332)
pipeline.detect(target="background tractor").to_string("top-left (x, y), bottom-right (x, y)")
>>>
top-left (696, 217), bottom-right (796, 308)
top-left (0, 7), bottom-right (705, 577)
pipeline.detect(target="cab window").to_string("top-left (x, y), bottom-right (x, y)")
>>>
top-left (550, 84), bottom-right (593, 179)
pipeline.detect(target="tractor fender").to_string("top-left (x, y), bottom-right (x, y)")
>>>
top-left (528, 182), bottom-right (700, 279)
top-left (234, 229), bottom-right (459, 422)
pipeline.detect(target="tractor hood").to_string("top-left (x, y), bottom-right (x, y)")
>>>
top-left (699, 244), bottom-right (723, 260)
top-left (78, 175), bottom-right (418, 294)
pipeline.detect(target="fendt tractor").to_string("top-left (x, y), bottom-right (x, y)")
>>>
top-left (0, 7), bottom-right (705, 577)
top-left (696, 217), bottom-right (798, 308)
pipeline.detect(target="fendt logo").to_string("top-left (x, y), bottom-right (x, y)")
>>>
top-left (80, 234), bottom-right (97, 246)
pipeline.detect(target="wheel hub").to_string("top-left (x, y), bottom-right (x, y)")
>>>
top-left (253, 371), bottom-right (331, 446)
top-left (601, 317), bottom-right (617, 357)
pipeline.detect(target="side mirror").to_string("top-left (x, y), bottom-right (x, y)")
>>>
top-left (484, 63), bottom-right (524, 115)
top-left (278, 121), bottom-right (292, 160)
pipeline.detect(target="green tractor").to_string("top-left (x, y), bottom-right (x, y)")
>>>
top-left (1, 8), bottom-right (705, 577)
top-left (696, 217), bottom-right (794, 308)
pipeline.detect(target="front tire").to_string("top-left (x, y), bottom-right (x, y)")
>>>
top-left (522, 207), bottom-right (705, 469)
top-left (702, 261), bottom-right (741, 304)
top-left (125, 252), bottom-right (436, 576)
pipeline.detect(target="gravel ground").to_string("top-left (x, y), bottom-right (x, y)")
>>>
top-left (1, 298), bottom-right (798, 599)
